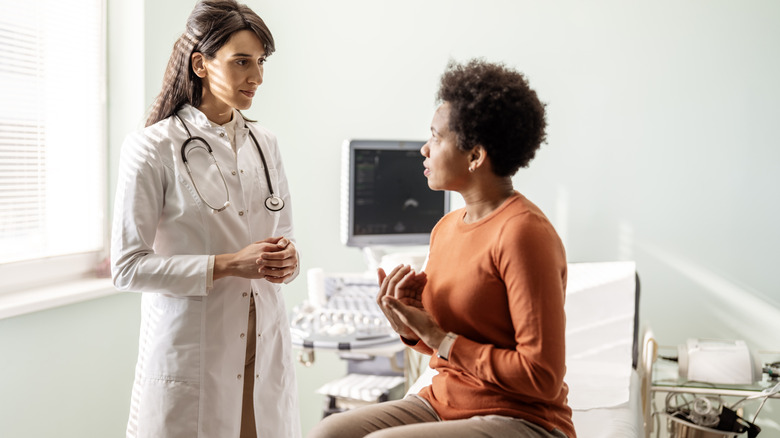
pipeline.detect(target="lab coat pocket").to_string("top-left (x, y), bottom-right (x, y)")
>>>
top-left (141, 295), bottom-right (203, 382)
top-left (135, 377), bottom-right (200, 438)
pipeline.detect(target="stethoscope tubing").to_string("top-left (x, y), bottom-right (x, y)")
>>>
top-left (247, 129), bottom-right (284, 212)
top-left (175, 112), bottom-right (285, 213)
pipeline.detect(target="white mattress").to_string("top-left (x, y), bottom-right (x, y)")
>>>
top-left (571, 369), bottom-right (644, 438)
top-left (565, 262), bottom-right (636, 407)
top-left (407, 367), bottom-right (645, 438)
top-left (567, 262), bottom-right (644, 437)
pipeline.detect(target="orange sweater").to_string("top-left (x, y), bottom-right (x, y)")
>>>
top-left (414, 192), bottom-right (575, 438)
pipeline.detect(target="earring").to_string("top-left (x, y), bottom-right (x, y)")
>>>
top-left (468, 166), bottom-right (475, 173)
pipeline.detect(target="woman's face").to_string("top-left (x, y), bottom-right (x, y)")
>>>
top-left (198, 30), bottom-right (266, 114)
top-left (421, 103), bottom-right (471, 191)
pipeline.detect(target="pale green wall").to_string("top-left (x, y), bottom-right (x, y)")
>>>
top-left (1, 0), bottom-right (778, 437)
top-left (0, 294), bottom-right (141, 437)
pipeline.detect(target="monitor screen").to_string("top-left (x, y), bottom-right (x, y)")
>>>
top-left (341, 139), bottom-right (450, 248)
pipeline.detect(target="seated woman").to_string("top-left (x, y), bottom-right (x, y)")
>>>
top-left (307, 59), bottom-right (575, 438)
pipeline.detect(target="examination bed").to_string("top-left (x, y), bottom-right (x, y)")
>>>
top-left (406, 261), bottom-right (652, 438)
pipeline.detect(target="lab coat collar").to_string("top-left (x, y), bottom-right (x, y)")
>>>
top-left (178, 104), bottom-right (247, 131)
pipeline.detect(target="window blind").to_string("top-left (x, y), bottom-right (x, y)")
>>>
top-left (0, 0), bottom-right (105, 265)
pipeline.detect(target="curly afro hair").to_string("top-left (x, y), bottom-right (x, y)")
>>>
top-left (437, 59), bottom-right (547, 177)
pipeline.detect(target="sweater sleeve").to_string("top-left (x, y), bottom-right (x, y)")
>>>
top-left (446, 214), bottom-right (568, 401)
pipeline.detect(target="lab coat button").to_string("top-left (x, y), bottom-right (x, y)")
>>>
top-left (219, 132), bottom-right (225, 137)
top-left (237, 374), bottom-right (242, 380)
top-left (231, 170), bottom-right (237, 176)
top-left (240, 333), bottom-right (245, 339)
top-left (242, 292), bottom-right (248, 297)
top-left (238, 210), bottom-right (244, 216)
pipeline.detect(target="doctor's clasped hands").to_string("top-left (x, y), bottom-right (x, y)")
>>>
top-left (214, 236), bottom-right (298, 283)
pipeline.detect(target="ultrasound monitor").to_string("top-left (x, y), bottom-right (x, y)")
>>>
top-left (341, 139), bottom-right (450, 248)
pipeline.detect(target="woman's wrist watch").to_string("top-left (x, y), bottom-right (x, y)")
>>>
top-left (437, 332), bottom-right (458, 361)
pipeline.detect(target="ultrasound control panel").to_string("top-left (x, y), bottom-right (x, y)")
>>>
top-left (289, 270), bottom-right (399, 351)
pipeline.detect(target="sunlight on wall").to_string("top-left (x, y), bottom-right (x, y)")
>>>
top-left (638, 241), bottom-right (780, 350)
top-left (554, 184), bottom-right (569, 252)
top-left (618, 220), bottom-right (634, 262)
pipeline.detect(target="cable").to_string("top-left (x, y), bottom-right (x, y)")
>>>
top-left (730, 380), bottom-right (780, 411)
top-left (750, 381), bottom-right (780, 424)
top-left (752, 396), bottom-right (769, 424)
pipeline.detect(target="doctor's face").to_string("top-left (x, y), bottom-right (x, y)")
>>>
top-left (421, 103), bottom-right (471, 192)
top-left (197, 30), bottom-right (266, 114)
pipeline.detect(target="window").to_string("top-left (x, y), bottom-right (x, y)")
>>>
top-left (0, 0), bottom-right (106, 294)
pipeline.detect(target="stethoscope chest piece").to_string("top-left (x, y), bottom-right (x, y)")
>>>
top-left (265, 195), bottom-right (284, 212)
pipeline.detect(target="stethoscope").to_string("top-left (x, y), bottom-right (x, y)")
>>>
top-left (175, 113), bottom-right (285, 213)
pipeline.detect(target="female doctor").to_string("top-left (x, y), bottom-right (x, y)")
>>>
top-left (111, 1), bottom-right (300, 437)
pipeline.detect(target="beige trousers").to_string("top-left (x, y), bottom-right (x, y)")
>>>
top-left (306, 395), bottom-right (569, 438)
top-left (240, 294), bottom-right (257, 438)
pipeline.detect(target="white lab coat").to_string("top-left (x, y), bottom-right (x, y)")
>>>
top-left (111, 105), bottom-right (301, 438)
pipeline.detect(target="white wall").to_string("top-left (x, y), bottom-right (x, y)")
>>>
top-left (2, 1), bottom-right (777, 437)
top-left (235, 0), bottom-right (780, 340)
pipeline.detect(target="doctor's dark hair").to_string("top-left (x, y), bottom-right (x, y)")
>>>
top-left (437, 59), bottom-right (547, 177)
top-left (145, 0), bottom-right (275, 127)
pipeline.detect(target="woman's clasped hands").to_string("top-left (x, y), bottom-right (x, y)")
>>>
top-left (377, 264), bottom-right (446, 350)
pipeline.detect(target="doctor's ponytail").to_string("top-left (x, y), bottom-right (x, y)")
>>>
top-left (145, 0), bottom-right (275, 127)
